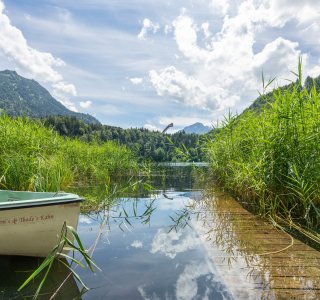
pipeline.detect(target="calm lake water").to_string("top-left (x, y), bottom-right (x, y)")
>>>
top-left (1, 165), bottom-right (319, 299)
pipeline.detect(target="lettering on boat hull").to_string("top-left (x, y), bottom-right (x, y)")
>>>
top-left (0, 202), bottom-right (80, 257)
top-left (0, 214), bottom-right (54, 225)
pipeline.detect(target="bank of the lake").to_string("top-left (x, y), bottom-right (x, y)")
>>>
top-left (0, 114), bottom-right (137, 192)
top-left (206, 76), bottom-right (320, 237)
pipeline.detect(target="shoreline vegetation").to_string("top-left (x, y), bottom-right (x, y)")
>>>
top-left (42, 115), bottom-right (206, 162)
top-left (0, 114), bottom-right (137, 192)
top-left (206, 65), bottom-right (320, 240)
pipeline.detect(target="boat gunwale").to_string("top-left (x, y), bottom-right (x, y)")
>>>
top-left (0, 191), bottom-right (83, 211)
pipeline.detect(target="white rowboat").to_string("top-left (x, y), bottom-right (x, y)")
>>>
top-left (0, 190), bottom-right (82, 257)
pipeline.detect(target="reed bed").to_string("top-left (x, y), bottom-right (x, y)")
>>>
top-left (0, 115), bottom-right (137, 192)
top-left (206, 72), bottom-right (320, 233)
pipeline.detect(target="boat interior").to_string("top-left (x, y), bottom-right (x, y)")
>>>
top-left (0, 191), bottom-right (65, 202)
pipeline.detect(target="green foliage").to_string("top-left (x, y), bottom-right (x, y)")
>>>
top-left (0, 115), bottom-right (137, 191)
top-left (18, 222), bottom-right (98, 300)
top-left (43, 115), bottom-right (206, 162)
top-left (206, 67), bottom-right (320, 232)
top-left (244, 70), bottom-right (320, 114)
top-left (0, 70), bottom-right (99, 124)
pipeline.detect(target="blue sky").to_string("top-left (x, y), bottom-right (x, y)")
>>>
top-left (0, 0), bottom-right (319, 131)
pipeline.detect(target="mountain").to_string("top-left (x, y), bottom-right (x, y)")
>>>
top-left (182, 122), bottom-right (211, 134)
top-left (0, 70), bottom-right (100, 124)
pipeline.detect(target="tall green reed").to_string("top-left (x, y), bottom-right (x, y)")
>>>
top-left (0, 115), bottom-right (137, 192)
top-left (206, 62), bottom-right (320, 233)
top-left (18, 222), bottom-right (98, 300)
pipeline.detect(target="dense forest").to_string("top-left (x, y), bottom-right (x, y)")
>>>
top-left (42, 116), bottom-right (206, 162)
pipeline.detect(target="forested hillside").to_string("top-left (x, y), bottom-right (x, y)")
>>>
top-left (0, 70), bottom-right (99, 124)
top-left (43, 115), bottom-right (206, 162)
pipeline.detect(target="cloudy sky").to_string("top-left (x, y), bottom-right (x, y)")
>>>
top-left (0, 0), bottom-right (319, 131)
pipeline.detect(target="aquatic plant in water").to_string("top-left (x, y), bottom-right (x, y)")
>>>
top-left (18, 222), bottom-right (98, 300)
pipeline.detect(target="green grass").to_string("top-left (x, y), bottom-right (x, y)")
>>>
top-left (0, 114), bottom-right (137, 192)
top-left (205, 67), bottom-right (320, 234)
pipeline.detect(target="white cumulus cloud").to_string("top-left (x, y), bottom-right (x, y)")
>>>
top-left (144, 123), bottom-right (160, 132)
top-left (150, 228), bottom-right (201, 259)
top-left (172, 14), bottom-right (208, 63)
top-left (176, 262), bottom-right (211, 300)
top-left (131, 240), bottom-right (143, 248)
top-left (79, 100), bottom-right (92, 109)
top-left (130, 77), bottom-right (143, 85)
top-left (201, 22), bottom-right (211, 39)
top-left (52, 82), bottom-right (77, 96)
top-left (255, 0), bottom-right (320, 27)
top-left (138, 18), bottom-right (160, 40)
top-left (253, 37), bottom-right (305, 83)
top-left (209, 0), bottom-right (230, 16)
top-left (147, 1), bottom-right (318, 115)
top-left (164, 24), bottom-right (172, 35)
top-left (149, 66), bottom-right (239, 111)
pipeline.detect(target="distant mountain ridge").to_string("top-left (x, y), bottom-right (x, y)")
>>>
top-left (182, 122), bottom-right (211, 134)
top-left (0, 70), bottom-right (99, 124)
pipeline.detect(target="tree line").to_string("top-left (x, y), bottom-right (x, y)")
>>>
top-left (42, 116), bottom-right (206, 162)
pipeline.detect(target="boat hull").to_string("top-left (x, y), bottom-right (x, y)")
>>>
top-left (0, 201), bottom-right (80, 257)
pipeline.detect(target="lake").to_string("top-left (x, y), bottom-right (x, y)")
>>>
top-left (0, 165), bottom-right (319, 299)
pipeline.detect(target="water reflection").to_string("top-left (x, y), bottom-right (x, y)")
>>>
top-left (2, 165), bottom-right (319, 299)
top-left (174, 189), bottom-right (320, 299)
top-left (0, 256), bottom-right (80, 299)
top-left (76, 191), bottom-right (232, 300)
top-left (144, 164), bottom-right (206, 195)
top-left (76, 186), bottom-right (320, 300)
